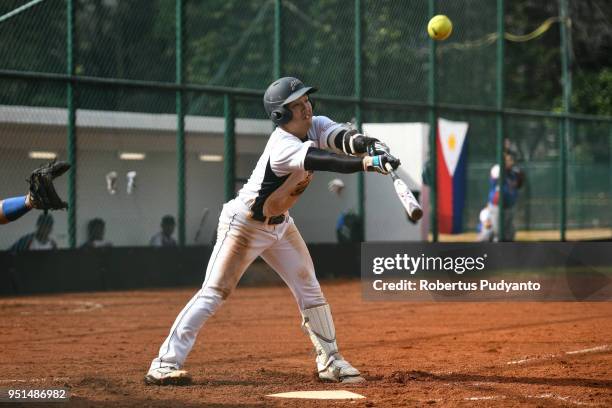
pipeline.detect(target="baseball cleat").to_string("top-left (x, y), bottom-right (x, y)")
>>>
top-left (341, 375), bottom-right (366, 384)
top-left (144, 366), bottom-right (192, 386)
top-left (318, 356), bottom-right (365, 384)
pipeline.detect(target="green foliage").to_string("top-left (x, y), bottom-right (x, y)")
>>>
top-left (0, 1), bottom-right (66, 74)
top-left (504, 1), bottom-right (561, 111)
top-left (0, 0), bottom-right (610, 118)
top-left (572, 69), bottom-right (612, 116)
top-left (185, 0), bottom-right (273, 89)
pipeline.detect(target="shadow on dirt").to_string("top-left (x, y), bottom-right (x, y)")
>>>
top-left (67, 397), bottom-right (265, 408)
top-left (386, 370), bottom-right (612, 389)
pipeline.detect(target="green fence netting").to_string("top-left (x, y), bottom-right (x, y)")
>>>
top-left (0, 0), bottom-right (610, 247)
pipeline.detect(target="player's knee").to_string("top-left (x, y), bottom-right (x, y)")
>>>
top-left (297, 265), bottom-right (315, 281)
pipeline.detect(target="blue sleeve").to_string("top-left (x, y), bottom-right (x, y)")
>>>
top-left (1, 196), bottom-right (30, 221)
top-left (336, 213), bottom-right (345, 230)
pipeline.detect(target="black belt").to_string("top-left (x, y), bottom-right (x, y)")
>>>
top-left (251, 213), bottom-right (286, 225)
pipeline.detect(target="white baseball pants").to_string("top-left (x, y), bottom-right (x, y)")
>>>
top-left (150, 198), bottom-right (327, 370)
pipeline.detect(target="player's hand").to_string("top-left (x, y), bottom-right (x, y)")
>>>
top-left (362, 153), bottom-right (400, 174)
top-left (365, 138), bottom-right (390, 156)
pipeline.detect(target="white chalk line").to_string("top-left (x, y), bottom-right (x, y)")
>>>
top-left (464, 394), bottom-right (596, 406)
top-left (507, 344), bottom-right (611, 365)
top-left (507, 355), bottom-right (555, 365)
top-left (5, 300), bottom-right (105, 315)
top-left (0, 377), bottom-right (70, 384)
top-left (432, 345), bottom-right (610, 405)
top-left (526, 393), bottom-right (598, 406)
top-left (566, 345), bottom-right (610, 355)
top-left (464, 395), bottom-right (505, 401)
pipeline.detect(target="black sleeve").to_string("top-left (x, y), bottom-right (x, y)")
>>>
top-left (304, 147), bottom-right (363, 173)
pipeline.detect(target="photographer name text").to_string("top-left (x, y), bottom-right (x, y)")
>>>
top-left (372, 279), bottom-right (541, 292)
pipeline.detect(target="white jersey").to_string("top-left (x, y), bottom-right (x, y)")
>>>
top-left (237, 116), bottom-right (342, 219)
top-left (29, 237), bottom-right (56, 250)
top-left (150, 232), bottom-right (177, 247)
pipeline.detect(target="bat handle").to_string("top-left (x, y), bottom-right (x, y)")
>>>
top-left (385, 163), bottom-right (400, 180)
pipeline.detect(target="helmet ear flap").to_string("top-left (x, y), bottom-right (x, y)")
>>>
top-left (271, 107), bottom-right (292, 125)
top-left (271, 110), bottom-right (282, 122)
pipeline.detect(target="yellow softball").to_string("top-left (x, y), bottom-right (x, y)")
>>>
top-left (427, 15), bottom-right (453, 41)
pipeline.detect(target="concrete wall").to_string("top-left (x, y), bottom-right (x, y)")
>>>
top-left (0, 244), bottom-right (361, 296)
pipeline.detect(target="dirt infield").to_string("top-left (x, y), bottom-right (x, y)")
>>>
top-left (1, 280), bottom-right (611, 407)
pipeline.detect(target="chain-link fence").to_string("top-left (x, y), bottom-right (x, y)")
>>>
top-left (1, 0), bottom-right (610, 249)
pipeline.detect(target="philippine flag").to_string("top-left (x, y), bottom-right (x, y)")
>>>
top-left (436, 118), bottom-right (469, 234)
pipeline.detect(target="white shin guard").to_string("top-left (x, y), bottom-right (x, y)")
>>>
top-left (302, 304), bottom-right (362, 382)
top-left (302, 304), bottom-right (339, 369)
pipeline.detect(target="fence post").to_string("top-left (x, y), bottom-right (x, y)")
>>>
top-left (66, 0), bottom-right (77, 248)
top-left (176, 0), bottom-right (186, 246)
top-left (496, 0), bottom-right (506, 240)
top-left (428, 0), bottom-right (438, 242)
top-left (354, 0), bottom-right (364, 241)
top-left (559, 0), bottom-right (571, 241)
top-left (558, 119), bottom-right (567, 238)
top-left (609, 125), bottom-right (612, 212)
top-left (274, 0), bottom-right (282, 79)
top-left (224, 94), bottom-right (236, 202)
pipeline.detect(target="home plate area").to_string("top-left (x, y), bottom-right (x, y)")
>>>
top-left (267, 390), bottom-right (366, 400)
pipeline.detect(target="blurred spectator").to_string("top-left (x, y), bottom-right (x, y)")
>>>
top-left (82, 218), bottom-right (112, 249)
top-left (476, 204), bottom-right (495, 242)
top-left (327, 178), bottom-right (362, 243)
top-left (336, 211), bottom-right (362, 243)
top-left (150, 215), bottom-right (177, 247)
top-left (481, 144), bottom-right (525, 242)
top-left (10, 213), bottom-right (58, 251)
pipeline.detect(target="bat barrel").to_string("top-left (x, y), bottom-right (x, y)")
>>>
top-left (410, 207), bottom-right (423, 221)
top-left (384, 162), bottom-right (423, 222)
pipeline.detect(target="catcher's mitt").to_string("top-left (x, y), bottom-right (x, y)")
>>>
top-left (28, 160), bottom-right (71, 211)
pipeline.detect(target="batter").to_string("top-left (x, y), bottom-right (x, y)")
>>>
top-left (145, 77), bottom-right (400, 385)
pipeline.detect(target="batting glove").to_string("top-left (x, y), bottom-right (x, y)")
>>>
top-left (365, 139), bottom-right (390, 156)
top-left (363, 153), bottom-right (400, 174)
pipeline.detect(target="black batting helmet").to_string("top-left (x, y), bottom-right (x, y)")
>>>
top-left (263, 77), bottom-right (317, 125)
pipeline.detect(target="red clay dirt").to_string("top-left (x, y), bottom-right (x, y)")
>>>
top-left (1, 280), bottom-right (611, 407)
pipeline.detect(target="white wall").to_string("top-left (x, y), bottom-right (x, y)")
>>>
top-left (362, 122), bottom-right (429, 241)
